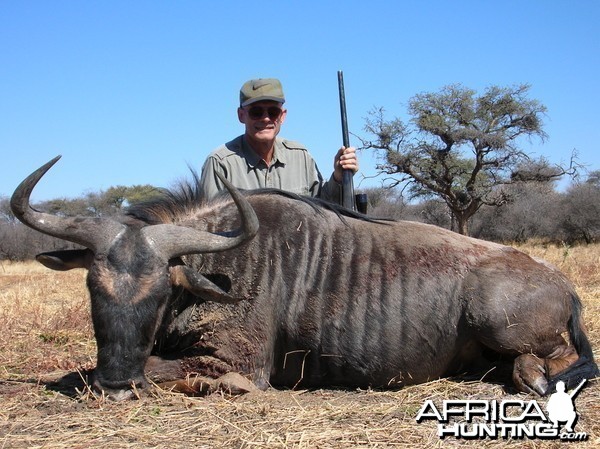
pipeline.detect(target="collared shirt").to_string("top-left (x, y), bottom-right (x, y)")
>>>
top-left (199, 135), bottom-right (342, 203)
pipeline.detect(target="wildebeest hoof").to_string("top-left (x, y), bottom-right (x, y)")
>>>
top-left (513, 354), bottom-right (548, 396)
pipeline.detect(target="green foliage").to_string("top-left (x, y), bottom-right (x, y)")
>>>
top-left (96, 184), bottom-right (163, 214)
top-left (32, 184), bottom-right (163, 218)
top-left (39, 198), bottom-right (91, 217)
top-left (123, 185), bottom-right (164, 205)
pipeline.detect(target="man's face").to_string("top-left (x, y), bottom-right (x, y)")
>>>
top-left (238, 100), bottom-right (287, 146)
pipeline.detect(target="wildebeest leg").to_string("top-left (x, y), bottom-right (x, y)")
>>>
top-left (158, 376), bottom-right (213, 395)
top-left (543, 344), bottom-right (580, 377)
top-left (144, 356), bottom-right (259, 396)
top-left (464, 258), bottom-right (597, 395)
top-left (145, 355), bottom-right (185, 382)
top-left (159, 373), bottom-right (258, 396)
top-left (513, 340), bottom-right (579, 396)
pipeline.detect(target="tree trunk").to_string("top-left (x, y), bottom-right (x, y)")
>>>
top-left (456, 216), bottom-right (469, 236)
top-left (450, 201), bottom-right (480, 236)
top-left (451, 208), bottom-right (471, 236)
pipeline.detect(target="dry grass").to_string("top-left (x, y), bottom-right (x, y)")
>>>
top-left (1, 244), bottom-right (599, 448)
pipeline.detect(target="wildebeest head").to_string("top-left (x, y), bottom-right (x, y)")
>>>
top-left (11, 156), bottom-right (259, 400)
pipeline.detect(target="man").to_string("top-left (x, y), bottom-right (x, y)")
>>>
top-left (199, 78), bottom-right (359, 204)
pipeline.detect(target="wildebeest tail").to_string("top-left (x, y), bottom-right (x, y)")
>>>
top-left (547, 293), bottom-right (599, 392)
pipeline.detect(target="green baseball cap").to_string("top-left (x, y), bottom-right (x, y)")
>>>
top-left (240, 78), bottom-right (285, 107)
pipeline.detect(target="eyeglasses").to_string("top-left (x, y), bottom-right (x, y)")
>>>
top-left (246, 105), bottom-right (283, 121)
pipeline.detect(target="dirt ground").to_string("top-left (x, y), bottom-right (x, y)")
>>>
top-left (1, 245), bottom-right (599, 448)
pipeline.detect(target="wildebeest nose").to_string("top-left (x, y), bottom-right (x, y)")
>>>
top-left (91, 375), bottom-right (147, 401)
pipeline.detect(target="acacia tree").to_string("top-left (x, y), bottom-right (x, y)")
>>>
top-left (85, 184), bottom-right (162, 216)
top-left (360, 84), bottom-right (574, 235)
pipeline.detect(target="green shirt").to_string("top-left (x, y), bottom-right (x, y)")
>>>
top-left (199, 135), bottom-right (342, 203)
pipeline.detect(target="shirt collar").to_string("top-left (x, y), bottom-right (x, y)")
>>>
top-left (241, 136), bottom-right (287, 168)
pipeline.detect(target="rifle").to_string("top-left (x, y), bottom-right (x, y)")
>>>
top-left (337, 71), bottom-right (356, 211)
top-left (568, 379), bottom-right (587, 399)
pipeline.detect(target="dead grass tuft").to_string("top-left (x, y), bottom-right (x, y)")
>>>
top-left (1, 244), bottom-right (599, 448)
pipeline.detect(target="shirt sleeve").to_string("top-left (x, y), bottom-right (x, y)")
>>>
top-left (320, 173), bottom-right (342, 204)
top-left (199, 156), bottom-right (226, 202)
top-left (298, 145), bottom-right (342, 204)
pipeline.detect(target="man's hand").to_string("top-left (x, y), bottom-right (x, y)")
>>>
top-left (333, 146), bottom-right (359, 183)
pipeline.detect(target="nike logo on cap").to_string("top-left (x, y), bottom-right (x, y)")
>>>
top-left (252, 82), bottom-right (271, 90)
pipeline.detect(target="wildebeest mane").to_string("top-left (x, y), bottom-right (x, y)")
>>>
top-left (126, 169), bottom-right (388, 225)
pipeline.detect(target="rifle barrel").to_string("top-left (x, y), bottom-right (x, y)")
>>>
top-left (337, 71), bottom-right (355, 211)
top-left (569, 378), bottom-right (587, 398)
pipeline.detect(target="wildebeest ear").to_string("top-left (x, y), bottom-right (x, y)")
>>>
top-left (36, 249), bottom-right (94, 271)
top-left (170, 265), bottom-right (243, 304)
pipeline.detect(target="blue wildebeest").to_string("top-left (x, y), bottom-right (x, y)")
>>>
top-left (11, 156), bottom-right (598, 400)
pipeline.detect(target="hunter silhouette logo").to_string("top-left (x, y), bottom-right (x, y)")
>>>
top-left (415, 379), bottom-right (589, 441)
top-left (546, 379), bottom-right (585, 433)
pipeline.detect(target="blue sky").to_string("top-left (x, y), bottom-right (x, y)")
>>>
top-left (1, 1), bottom-right (598, 202)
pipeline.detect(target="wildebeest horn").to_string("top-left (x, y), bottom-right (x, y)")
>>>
top-left (11, 156), bottom-right (126, 254)
top-left (142, 172), bottom-right (259, 259)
